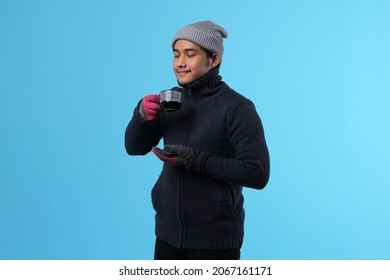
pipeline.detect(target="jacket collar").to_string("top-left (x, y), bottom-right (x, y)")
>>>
top-left (178, 67), bottom-right (223, 95)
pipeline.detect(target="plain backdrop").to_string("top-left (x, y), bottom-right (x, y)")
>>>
top-left (1, 0), bottom-right (389, 259)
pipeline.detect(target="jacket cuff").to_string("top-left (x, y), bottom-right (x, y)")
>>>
top-left (132, 100), bottom-right (149, 126)
top-left (187, 149), bottom-right (209, 173)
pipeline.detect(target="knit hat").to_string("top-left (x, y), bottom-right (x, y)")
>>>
top-left (172, 20), bottom-right (228, 57)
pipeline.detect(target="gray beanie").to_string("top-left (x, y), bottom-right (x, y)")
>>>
top-left (172, 20), bottom-right (228, 57)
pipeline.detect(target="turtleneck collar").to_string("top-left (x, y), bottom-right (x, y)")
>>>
top-left (178, 67), bottom-right (223, 95)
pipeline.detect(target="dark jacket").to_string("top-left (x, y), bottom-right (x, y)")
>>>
top-left (125, 68), bottom-right (270, 249)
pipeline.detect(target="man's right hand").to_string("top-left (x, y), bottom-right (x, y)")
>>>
top-left (139, 94), bottom-right (162, 121)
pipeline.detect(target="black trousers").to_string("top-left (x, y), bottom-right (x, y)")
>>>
top-left (154, 238), bottom-right (241, 260)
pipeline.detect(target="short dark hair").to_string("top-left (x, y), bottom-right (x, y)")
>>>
top-left (201, 47), bottom-right (221, 68)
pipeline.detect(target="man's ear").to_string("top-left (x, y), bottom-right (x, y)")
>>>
top-left (211, 53), bottom-right (222, 68)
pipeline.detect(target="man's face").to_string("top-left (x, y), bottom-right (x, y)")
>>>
top-left (172, 40), bottom-right (213, 85)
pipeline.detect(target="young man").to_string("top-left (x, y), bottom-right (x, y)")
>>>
top-left (125, 20), bottom-right (270, 260)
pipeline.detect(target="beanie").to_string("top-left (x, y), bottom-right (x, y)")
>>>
top-left (172, 20), bottom-right (228, 57)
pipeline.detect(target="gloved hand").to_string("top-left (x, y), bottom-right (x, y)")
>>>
top-left (139, 94), bottom-right (162, 121)
top-left (152, 145), bottom-right (192, 167)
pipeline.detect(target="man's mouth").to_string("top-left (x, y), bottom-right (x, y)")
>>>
top-left (177, 70), bottom-right (190, 75)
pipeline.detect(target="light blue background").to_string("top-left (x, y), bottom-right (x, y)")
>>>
top-left (1, 0), bottom-right (389, 260)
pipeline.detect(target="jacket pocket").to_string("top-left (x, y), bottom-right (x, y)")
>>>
top-left (219, 184), bottom-right (236, 217)
top-left (228, 185), bottom-right (237, 213)
top-left (151, 185), bottom-right (160, 212)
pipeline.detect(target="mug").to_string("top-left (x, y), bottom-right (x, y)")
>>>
top-left (160, 89), bottom-right (182, 112)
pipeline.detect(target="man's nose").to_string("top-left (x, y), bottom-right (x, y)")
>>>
top-left (176, 56), bottom-right (186, 68)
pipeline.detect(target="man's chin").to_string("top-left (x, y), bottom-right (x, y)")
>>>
top-left (177, 78), bottom-right (191, 86)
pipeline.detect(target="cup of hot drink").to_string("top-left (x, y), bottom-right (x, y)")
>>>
top-left (160, 89), bottom-right (182, 112)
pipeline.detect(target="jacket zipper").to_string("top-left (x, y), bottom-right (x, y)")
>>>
top-left (179, 89), bottom-right (198, 248)
top-left (183, 90), bottom-right (197, 145)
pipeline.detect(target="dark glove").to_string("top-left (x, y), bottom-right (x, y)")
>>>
top-left (152, 145), bottom-right (192, 167)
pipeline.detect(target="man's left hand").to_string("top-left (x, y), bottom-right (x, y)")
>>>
top-left (152, 145), bottom-right (192, 167)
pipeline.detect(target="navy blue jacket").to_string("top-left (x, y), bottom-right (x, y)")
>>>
top-left (125, 68), bottom-right (270, 249)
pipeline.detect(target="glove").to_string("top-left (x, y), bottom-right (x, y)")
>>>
top-left (139, 94), bottom-right (162, 121)
top-left (152, 145), bottom-right (192, 167)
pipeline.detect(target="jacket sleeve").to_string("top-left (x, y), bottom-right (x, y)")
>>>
top-left (124, 100), bottom-right (163, 155)
top-left (187, 101), bottom-right (270, 190)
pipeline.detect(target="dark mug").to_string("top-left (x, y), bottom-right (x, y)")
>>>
top-left (160, 89), bottom-right (182, 112)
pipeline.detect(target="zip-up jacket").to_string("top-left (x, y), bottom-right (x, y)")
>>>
top-left (125, 68), bottom-right (270, 250)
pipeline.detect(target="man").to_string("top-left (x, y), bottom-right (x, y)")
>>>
top-left (125, 20), bottom-right (270, 260)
